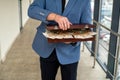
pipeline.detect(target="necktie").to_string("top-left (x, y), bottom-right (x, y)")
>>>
top-left (62, 0), bottom-right (66, 12)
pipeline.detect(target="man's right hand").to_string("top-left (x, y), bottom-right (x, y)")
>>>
top-left (47, 13), bottom-right (72, 30)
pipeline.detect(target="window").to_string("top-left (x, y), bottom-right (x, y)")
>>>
top-left (97, 0), bottom-right (113, 69)
top-left (100, 0), bottom-right (113, 29)
top-left (116, 18), bottom-right (120, 80)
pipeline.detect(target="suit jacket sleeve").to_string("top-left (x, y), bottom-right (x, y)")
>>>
top-left (80, 0), bottom-right (92, 24)
top-left (28, 0), bottom-right (52, 23)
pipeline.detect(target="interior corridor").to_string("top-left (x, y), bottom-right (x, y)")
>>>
top-left (0, 19), bottom-right (110, 80)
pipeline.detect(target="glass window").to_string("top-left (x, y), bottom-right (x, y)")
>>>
top-left (117, 56), bottom-right (120, 80)
top-left (116, 17), bottom-right (120, 80)
top-left (100, 0), bottom-right (113, 29)
top-left (97, 0), bottom-right (113, 69)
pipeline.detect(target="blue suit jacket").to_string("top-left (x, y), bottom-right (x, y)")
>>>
top-left (28, 0), bottom-right (92, 64)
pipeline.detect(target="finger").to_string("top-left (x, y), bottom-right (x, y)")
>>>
top-left (65, 18), bottom-right (72, 29)
top-left (66, 21), bottom-right (70, 29)
top-left (59, 19), bottom-right (65, 30)
top-left (64, 20), bottom-right (68, 30)
top-left (58, 22), bottom-right (63, 30)
top-left (68, 21), bottom-right (72, 29)
top-left (63, 18), bottom-right (70, 30)
top-left (61, 22), bottom-right (65, 30)
top-left (63, 18), bottom-right (68, 30)
top-left (64, 19), bottom-right (68, 30)
top-left (63, 21), bottom-right (67, 30)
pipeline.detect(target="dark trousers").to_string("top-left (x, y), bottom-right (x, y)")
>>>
top-left (40, 49), bottom-right (78, 80)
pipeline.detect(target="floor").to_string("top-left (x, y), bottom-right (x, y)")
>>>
top-left (0, 19), bottom-right (110, 80)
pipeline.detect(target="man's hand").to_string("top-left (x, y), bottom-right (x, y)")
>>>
top-left (47, 13), bottom-right (72, 30)
top-left (54, 14), bottom-right (72, 30)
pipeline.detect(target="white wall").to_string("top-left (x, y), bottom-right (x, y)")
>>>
top-left (22, 0), bottom-right (34, 26)
top-left (22, 0), bottom-right (30, 25)
top-left (0, 0), bottom-right (30, 62)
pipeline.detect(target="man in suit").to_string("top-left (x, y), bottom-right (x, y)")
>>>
top-left (28, 0), bottom-right (92, 80)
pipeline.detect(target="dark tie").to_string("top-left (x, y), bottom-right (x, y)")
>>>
top-left (62, 0), bottom-right (66, 12)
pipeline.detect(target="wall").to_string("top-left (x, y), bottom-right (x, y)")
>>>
top-left (0, 0), bottom-right (30, 62)
top-left (22, 0), bottom-right (30, 25)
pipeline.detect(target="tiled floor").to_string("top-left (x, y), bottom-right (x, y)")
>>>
top-left (0, 19), bottom-right (110, 80)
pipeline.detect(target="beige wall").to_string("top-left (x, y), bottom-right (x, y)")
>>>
top-left (22, 0), bottom-right (30, 25)
top-left (0, 0), bottom-right (30, 62)
top-left (22, 0), bottom-right (34, 25)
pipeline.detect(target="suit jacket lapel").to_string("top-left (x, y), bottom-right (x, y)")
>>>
top-left (63, 0), bottom-right (77, 16)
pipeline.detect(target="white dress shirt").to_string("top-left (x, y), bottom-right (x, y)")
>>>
top-left (65, 0), bottom-right (69, 7)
